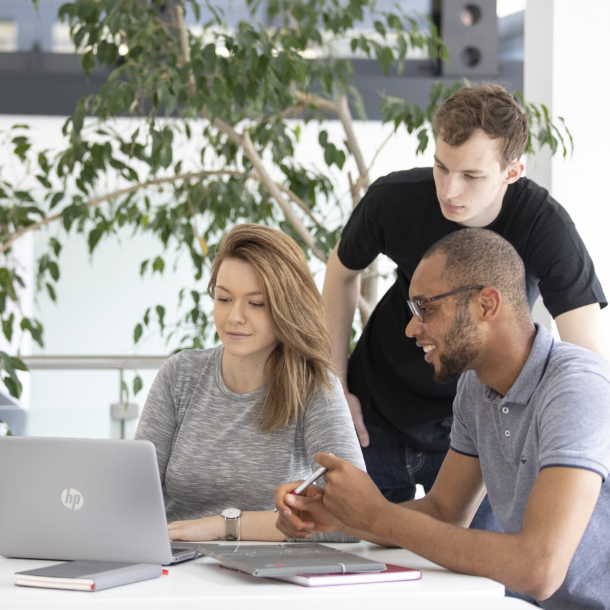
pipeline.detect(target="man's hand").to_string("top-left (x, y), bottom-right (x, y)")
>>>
top-left (274, 480), bottom-right (342, 539)
top-left (316, 452), bottom-right (389, 532)
top-left (345, 390), bottom-right (370, 447)
top-left (168, 515), bottom-right (224, 541)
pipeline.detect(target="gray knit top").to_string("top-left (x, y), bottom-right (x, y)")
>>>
top-left (135, 345), bottom-right (365, 540)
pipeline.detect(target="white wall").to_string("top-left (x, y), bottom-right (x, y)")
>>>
top-left (525, 0), bottom-right (610, 339)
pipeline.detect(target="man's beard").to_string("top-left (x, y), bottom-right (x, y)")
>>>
top-left (433, 305), bottom-right (482, 384)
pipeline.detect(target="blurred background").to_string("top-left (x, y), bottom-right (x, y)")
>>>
top-left (1, 0), bottom-right (605, 442)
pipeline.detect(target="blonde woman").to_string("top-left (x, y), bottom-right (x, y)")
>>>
top-left (135, 224), bottom-right (365, 542)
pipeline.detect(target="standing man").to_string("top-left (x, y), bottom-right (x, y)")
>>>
top-left (322, 85), bottom-right (607, 528)
top-left (276, 229), bottom-right (610, 608)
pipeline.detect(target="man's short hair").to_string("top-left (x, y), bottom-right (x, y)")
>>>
top-left (423, 229), bottom-right (531, 322)
top-left (432, 84), bottom-right (529, 170)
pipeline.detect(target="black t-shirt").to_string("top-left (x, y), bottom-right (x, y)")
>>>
top-left (338, 168), bottom-right (607, 452)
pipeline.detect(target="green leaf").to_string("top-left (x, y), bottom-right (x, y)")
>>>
top-left (159, 145), bottom-right (172, 169)
top-left (121, 380), bottom-right (129, 403)
top-left (3, 376), bottom-right (21, 399)
top-left (10, 356), bottom-right (28, 372)
top-left (374, 20), bottom-right (386, 37)
top-left (48, 261), bottom-right (60, 282)
top-left (416, 128), bottom-right (430, 154)
top-left (38, 152), bottom-right (49, 173)
top-left (397, 35), bottom-right (407, 59)
top-left (152, 256), bottom-right (165, 274)
top-left (19, 318), bottom-right (44, 347)
top-left (134, 323), bottom-right (143, 343)
top-left (2, 313), bottom-right (14, 343)
top-left (50, 192), bottom-right (64, 209)
top-left (203, 43), bottom-right (216, 69)
top-left (49, 237), bottom-right (62, 256)
top-left (14, 143), bottom-right (31, 160)
top-left (233, 83), bottom-right (245, 106)
top-left (97, 40), bottom-right (117, 64)
top-left (133, 374), bottom-right (143, 396)
top-left (82, 50), bottom-right (95, 74)
top-left (156, 305), bottom-right (165, 330)
top-left (46, 282), bottom-right (56, 302)
top-left (88, 226), bottom-right (104, 252)
top-left (36, 175), bottom-right (52, 189)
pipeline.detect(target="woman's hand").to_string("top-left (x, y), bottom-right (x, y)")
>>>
top-left (168, 515), bottom-right (225, 541)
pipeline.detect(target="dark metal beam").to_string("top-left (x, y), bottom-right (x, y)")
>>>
top-left (0, 52), bottom-right (523, 120)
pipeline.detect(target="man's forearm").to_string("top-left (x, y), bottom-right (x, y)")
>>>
top-left (337, 494), bottom-right (472, 548)
top-left (355, 502), bottom-right (559, 600)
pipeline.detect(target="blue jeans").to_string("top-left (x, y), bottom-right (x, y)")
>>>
top-left (361, 421), bottom-right (502, 531)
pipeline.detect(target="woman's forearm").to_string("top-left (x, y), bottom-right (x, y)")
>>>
top-left (169, 511), bottom-right (286, 542)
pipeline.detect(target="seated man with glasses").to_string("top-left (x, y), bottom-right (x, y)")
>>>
top-left (276, 229), bottom-right (610, 608)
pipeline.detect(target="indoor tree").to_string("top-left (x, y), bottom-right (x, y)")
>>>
top-left (0, 0), bottom-right (572, 405)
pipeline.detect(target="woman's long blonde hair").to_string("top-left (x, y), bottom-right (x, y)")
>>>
top-left (208, 224), bottom-right (336, 432)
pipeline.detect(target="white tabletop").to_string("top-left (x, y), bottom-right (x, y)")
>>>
top-left (0, 541), bottom-right (533, 609)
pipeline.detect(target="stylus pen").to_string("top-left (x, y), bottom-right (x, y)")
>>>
top-left (273, 466), bottom-right (329, 513)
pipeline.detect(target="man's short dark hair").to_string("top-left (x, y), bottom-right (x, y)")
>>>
top-left (432, 84), bottom-right (529, 170)
top-left (423, 229), bottom-right (531, 323)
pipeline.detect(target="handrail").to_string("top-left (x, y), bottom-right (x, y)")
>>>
top-left (13, 355), bottom-right (172, 439)
top-left (20, 355), bottom-right (169, 370)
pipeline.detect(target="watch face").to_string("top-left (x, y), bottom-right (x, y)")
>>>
top-left (222, 508), bottom-right (241, 519)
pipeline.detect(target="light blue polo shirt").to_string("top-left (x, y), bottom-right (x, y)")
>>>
top-left (451, 324), bottom-right (610, 609)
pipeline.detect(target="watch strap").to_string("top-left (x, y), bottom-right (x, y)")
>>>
top-left (225, 516), bottom-right (238, 540)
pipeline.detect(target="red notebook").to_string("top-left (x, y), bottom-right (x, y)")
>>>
top-left (221, 562), bottom-right (421, 587)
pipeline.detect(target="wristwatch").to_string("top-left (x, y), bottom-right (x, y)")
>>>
top-left (221, 508), bottom-right (242, 541)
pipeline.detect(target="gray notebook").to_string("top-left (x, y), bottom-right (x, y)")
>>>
top-left (197, 543), bottom-right (386, 577)
top-left (15, 560), bottom-right (162, 591)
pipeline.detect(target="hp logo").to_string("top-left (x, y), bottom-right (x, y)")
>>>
top-left (61, 488), bottom-right (84, 510)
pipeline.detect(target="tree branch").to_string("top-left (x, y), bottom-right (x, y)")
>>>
top-left (294, 89), bottom-right (341, 116)
top-left (276, 183), bottom-right (322, 227)
top-left (358, 294), bottom-right (373, 319)
top-left (352, 129), bottom-right (394, 195)
top-left (1, 170), bottom-right (223, 255)
top-left (336, 95), bottom-right (370, 189)
top-left (200, 107), bottom-right (327, 262)
top-left (176, 4), bottom-right (196, 97)
top-left (0, 166), bottom-right (323, 254)
top-left (240, 130), bottom-right (327, 262)
top-left (256, 102), bottom-right (308, 128)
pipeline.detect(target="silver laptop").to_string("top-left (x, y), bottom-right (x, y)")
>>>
top-left (0, 436), bottom-right (198, 565)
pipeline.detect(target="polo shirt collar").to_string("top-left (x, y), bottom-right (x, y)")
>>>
top-left (485, 323), bottom-right (554, 405)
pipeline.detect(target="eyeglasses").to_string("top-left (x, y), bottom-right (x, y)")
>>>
top-left (407, 285), bottom-right (484, 322)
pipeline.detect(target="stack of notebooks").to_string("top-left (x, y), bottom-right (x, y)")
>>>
top-left (15, 544), bottom-right (422, 591)
top-left (198, 543), bottom-right (422, 588)
top-left (221, 562), bottom-right (421, 587)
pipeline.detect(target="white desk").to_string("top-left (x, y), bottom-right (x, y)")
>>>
top-left (0, 542), bottom-right (534, 609)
